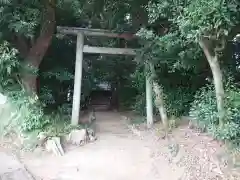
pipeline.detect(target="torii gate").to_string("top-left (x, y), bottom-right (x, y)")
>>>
top-left (57, 26), bottom-right (153, 128)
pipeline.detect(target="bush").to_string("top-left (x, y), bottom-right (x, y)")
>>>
top-left (19, 98), bottom-right (49, 131)
top-left (0, 42), bottom-right (47, 133)
top-left (165, 87), bottom-right (195, 117)
top-left (0, 42), bottom-right (66, 134)
top-left (208, 122), bottom-right (240, 142)
top-left (4, 89), bottom-right (50, 132)
top-left (189, 84), bottom-right (218, 127)
top-left (189, 82), bottom-right (240, 144)
top-left (132, 93), bottom-right (147, 116)
top-left (2, 90), bottom-right (74, 135)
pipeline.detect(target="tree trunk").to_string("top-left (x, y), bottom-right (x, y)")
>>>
top-left (149, 63), bottom-right (169, 135)
top-left (152, 81), bottom-right (169, 134)
top-left (130, 0), bottom-right (148, 32)
top-left (21, 0), bottom-right (56, 94)
top-left (199, 39), bottom-right (225, 127)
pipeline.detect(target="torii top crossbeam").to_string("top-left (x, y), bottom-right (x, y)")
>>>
top-left (57, 26), bottom-right (137, 55)
top-left (57, 26), bottom-right (136, 39)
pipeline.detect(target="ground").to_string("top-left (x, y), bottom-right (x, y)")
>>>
top-left (1, 111), bottom-right (240, 180)
top-left (0, 151), bottom-right (34, 179)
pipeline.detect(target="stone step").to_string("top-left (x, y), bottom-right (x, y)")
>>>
top-left (92, 104), bottom-right (110, 111)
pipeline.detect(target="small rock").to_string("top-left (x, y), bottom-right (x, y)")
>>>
top-left (86, 128), bottom-right (97, 142)
top-left (37, 132), bottom-right (48, 139)
top-left (188, 120), bottom-right (195, 129)
top-left (36, 131), bottom-right (50, 148)
top-left (37, 132), bottom-right (48, 143)
top-left (168, 141), bottom-right (180, 158)
top-left (18, 133), bottom-right (28, 146)
top-left (89, 134), bottom-right (97, 142)
top-left (68, 129), bottom-right (88, 146)
top-left (130, 124), bottom-right (141, 137)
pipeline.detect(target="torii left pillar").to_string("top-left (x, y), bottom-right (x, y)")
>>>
top-left (146, 75), bottom-right (153, 128)
top-left (71, 33), bottom-right (84, 125)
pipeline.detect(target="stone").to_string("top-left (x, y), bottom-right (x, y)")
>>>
top-left (89, 109), bottom-right (96, 123)
top-left (188, 120), bottom-right (195, 129)
top-left (37, 132), bottom-right (48, 140)
top-left (68, 129), bottom-right (88, 146)
top-left (45, 137), bottom-right (64, 156)
top-left (130, 124), bottom-right (141, 137)
top-left (88, 135), bottom-right (97, 142)
top-left (86, 128), bottom-right (94, 136)
top-left (86, 128), bottom-right (97, 142)
top-left (37, 132), bottom-right (48, 146)
top-left (0, 93), bottom-right (7, 105)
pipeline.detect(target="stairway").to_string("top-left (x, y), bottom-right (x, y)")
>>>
top-left (89, 90), bottom-right (112, 111)
top-left (91, 97), bottom-right (111, 111)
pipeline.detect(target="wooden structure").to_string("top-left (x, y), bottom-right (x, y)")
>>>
top-left (57, 26), bottom-right (153, 128)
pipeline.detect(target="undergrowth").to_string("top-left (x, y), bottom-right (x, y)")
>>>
top-left (189, 80), bottom-right (240, 145)
top-left (1, 90), bottom-right (77, 137)
top-left (0, 42), bottom-right (77, 138)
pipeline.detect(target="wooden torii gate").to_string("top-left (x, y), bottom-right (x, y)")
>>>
top-left (57, 26), bottom-right (153, 128)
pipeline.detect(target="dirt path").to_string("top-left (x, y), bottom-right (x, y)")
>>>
top-left (18, 112), bottom-right (171, 180)
top-left (0, 151), bottom-right (34, 180)
top-left (17, 112), bottom-right (240, 180)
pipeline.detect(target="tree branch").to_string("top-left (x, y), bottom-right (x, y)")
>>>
top-left (10, 33), bottom-right (30, 58)
top-left (20, 0), bottom-right (56, 93)
top-left (215, 38), bottom-right (226, 52)
top-left (199, 36), bottom-right (216, 59)
top-left (0, 1), bottom-right (40, 9)
top-left (228, 24), bottom-right (240, 40)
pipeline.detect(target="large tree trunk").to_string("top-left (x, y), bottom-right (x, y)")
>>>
top-left (199, 39), bottom-right (225, 127)
top-left (149, 63), bottom-right (169, 135)
top-left (152, 82), bottom-right (168, 131)
top-left (21, 1), bottom-right (56, 94)
top-left (130, 0), bottom-right (148, 32)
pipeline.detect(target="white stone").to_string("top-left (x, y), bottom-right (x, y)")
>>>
top-left (0, 93), bottom-right (7, 105)
top-left (45, 137), bottom-right (64, 156)
top-left (68, 129), bottom-right (88, 146)
top-left (37, 132), bottom-right (48, 141)
top-left (37, 131), bottom-right (49, 146)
